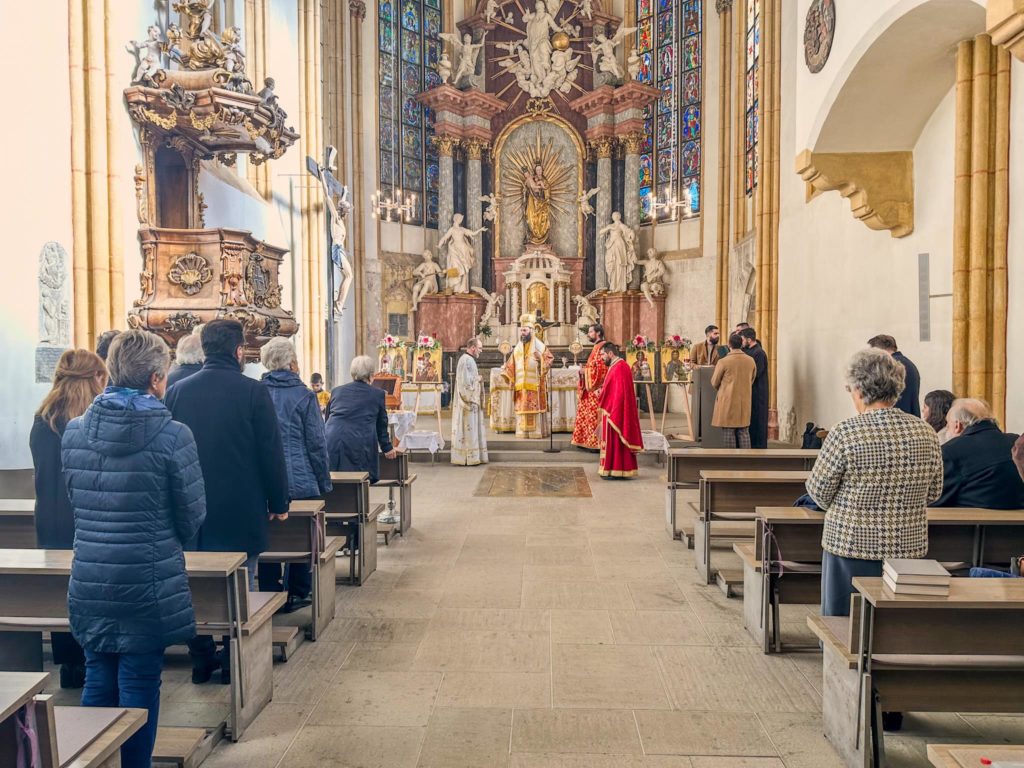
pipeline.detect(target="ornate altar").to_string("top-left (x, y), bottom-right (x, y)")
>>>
top-left (415, 0), bottom-right (665, 351)
top-left (123, 2), bottom-right (299, 357)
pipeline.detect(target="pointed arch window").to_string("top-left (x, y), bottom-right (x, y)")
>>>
top-left (378, 0), bottom-right (443, 227)
top-left (635, 0), bottom-right (703, 223)
top-left (744, 0), bottom-right (760, 195)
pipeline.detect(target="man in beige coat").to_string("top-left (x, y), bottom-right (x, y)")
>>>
top-left (711, 333), bottom-right (757, 448)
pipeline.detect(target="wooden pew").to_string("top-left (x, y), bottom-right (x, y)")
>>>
top-left (665, 448), bottom-right (817, 540)
top-left (0, 499), bottom-right (36, 549)
top-left (260, 500), bottom-right (342, 645)
top-left (809, 578), bottom-right (1024, 768)
top-left (0, 550), bottom-right (282, 742)
top-left (1, 671), bottom-right (147, 768)
top-left (325, 472), bottom-right (381, 585)
top-left (0, 469), bottom-right (34, 499)
top-left (375, 452), bottom-right (417, 537)
top-left (751, 507), bottom-right (1024, 653)
top-left (695, 470), bottom-right (810, 588)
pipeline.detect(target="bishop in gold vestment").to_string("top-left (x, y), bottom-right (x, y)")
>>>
top-left (502, 317), bottom-right (554, 439)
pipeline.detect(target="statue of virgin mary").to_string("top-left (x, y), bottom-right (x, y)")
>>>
top-left (524, 163), bottom-right (551, 244)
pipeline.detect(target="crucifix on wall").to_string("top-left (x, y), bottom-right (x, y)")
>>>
top-left (305, 146), bottom-right (353, 317)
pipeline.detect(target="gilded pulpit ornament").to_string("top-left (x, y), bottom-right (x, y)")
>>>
top-left (168, 253), bottom-right (213, 295)
top-left (804, 0), bottom-right (836, 74)
top-left (246, 250), bottom-right (283, 308)
top-left (165, 312), bottom-right (202, 333)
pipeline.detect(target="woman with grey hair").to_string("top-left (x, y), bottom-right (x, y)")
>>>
top-left (324, 355), bottom-right (396, 483)
top-left (807, 348), bottom-right (943, 620)
top-left (61, 330), bottom-right (206, 766)
top-left (167, 332), bottom-right (205, 388)
top-left (258, 338), bottom-right (331, 610)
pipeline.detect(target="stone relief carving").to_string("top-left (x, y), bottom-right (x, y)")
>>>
top-left (36, 242), bottom-right (71, 382)
top-left (804, 0), bottom-right (835, 74)
top-left (168, 252), bottom-right (213, 295)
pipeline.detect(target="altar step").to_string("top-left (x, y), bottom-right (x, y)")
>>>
top-left (407, 437), bottom-right (678, 465)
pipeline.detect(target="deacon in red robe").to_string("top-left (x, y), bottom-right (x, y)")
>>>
top-left (571, 324), bottom-right (608, 450)
top-left (597, 342), bottom-right (643, 478)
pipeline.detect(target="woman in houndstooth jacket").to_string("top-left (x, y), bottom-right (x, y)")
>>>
top-left (806, 348), bottom-right (943, 618)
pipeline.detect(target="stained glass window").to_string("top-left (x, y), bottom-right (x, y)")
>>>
top-left (636, 0), bottom-right (702, 223)
top-left (745, 0), bottom-right (760, 196)
top-left (378, 0), bottom-right (442, 227)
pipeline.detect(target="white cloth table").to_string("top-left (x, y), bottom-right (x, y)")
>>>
top-left (388, 411), bottom-right (417, 444)
top-left (641, 430), bottom-right (669, 453)
top-left (489, 366), bottom-right (578, 433)
top-left (402, 430), bottom-right (444, 454)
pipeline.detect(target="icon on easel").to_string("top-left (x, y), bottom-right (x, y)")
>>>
top-left (412, 334), bottom-right (442, 384)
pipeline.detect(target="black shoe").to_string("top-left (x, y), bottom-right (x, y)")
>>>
top-left (881, 712), bottom-right (903, 732)
top-left (59, 663), bottom-right (86, 689)
top-left (191, 659), bottom-right (220, 685)
top-left (280, 595), bottom-right (312, 614)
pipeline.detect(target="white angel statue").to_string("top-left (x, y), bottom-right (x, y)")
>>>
top-left (578, 0), bottom-right (594, 20)
top-left (483, 0), bottom-right (500, 24)
top-left (590, 25), bottom-right (636, 82)
top-left (638, 247), bottom-right (668, 306)
top-left (572, 293), bottom-right (601, 330)
top-left (126, 25), bottom-right (164, 84)
top-left (577, 187), bottom-right (599, 219)
top-left (472, 286), bottom-right (505, 329)
top-left (440, 31), bottom-right (488, 88)
top-left (480, 193), bottom-right (499, 222)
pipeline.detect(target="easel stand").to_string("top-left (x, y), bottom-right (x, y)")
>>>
top-left (660, 380), bottom-right (695, 442)
top-left (635, 381), bottom-right (658, 433)
top-left (411, 382), bottom-right (445, 442)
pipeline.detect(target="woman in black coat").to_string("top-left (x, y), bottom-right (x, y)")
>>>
top-left (63, 331), bottom-right (206, 768)
top-left (29, 349), bottom-right (107, 688)
top-left (325, 355), bottom-right (396, 483)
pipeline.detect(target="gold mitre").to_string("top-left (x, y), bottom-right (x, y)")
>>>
top-left (519, 313), bottom-right (536, 326)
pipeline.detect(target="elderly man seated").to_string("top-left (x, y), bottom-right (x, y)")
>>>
top-left (933, 398), bottom-right (1024, 509)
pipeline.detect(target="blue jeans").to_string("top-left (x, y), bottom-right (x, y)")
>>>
top-left (82, 649), bottom-right (164, 768)
top-left (969, 567), bottom-right (1019, 578)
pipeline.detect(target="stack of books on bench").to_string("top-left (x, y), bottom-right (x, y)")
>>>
top-left (882, 559), bottom-right (951, 596)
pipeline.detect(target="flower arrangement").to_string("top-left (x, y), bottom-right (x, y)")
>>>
top-left (415, 334), bottom-right (440, 350)
top-left (377, 334), bottom-right (401, 350)
top-left (626, 334), bottom-right (656, 353)
top-left (662, 334), bottom-right (692, 350)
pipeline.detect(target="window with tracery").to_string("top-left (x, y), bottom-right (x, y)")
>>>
top-left (745, 0), bottom-right (760, 196)
top-left (635, 0), bottom-right (702, 223)
top-left (378, 0), bottom-right (442, 227)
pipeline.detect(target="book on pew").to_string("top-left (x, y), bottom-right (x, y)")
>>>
top-left (882, 558), bottom-right (950, 595)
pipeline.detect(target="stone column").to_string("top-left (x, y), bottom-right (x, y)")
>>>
top-left (593, 137), bottom-right (614, 291)
top-left (434, 134), bottom-right (459, 270)
top-left (621, 132), bottom-right (643, 290)
top-left (465, 139), bottom-right (487, 289)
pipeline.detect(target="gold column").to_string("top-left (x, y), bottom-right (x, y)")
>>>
top-left (298, 0), bottom-right (326, 374)
top-left (753, 0), bottom-right (781, 414)
top-left (69, 0), bottom-right (125, 348)
top-left (350, 0), bottom-right (368, 354)
top-left (715, 0), bottom-right (733, 331)
top-left (245, 0), bottom-right (271, 197)
top-left (952, 35), bottom-right (1011, 423)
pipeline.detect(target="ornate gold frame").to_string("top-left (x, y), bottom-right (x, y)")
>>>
top-left (492, 111), bottom-right (586, 259)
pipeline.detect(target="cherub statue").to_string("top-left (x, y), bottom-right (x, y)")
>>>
top-left (257, 77), bottom-right (279, 108)
top-left (437, 52), bottom-right (453, 84)
top-left (589, 25), bottom-right (635, 82)
top-left (559, 17), bottom-right (580, 36)
top-left (221, 26), bottom-right (246, 73)
top-left (480, 193), bottom-right (499, 222)
top-left (126, 25), bottom-right (164, 84)
top-left (577, 187), bottom-right (599, 219)
top-left (627, 50), bottom-right (641, 80)
top-left (174, 0), bottom-right (214, 40)
top-left (483, 0), bottom-right (500, 24)
top-left (578, 0), bottom-right (594, 20)
top-left (472, 286), bottom-right (505, 329)
top-left (573, 293), bottom-right (601, 330)
top-left (545, 47), bottom-right (581, 94)
top-left (412, 250), bottom-right (443, 310)
top-left (440, 31), bottom-right (488, 88)
top-left (638, 247), bottom-right (667, 306)
top-left (164, 24), bottom-right (185, 63)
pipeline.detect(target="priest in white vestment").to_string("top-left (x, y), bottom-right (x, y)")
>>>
top-left (451, 337), bottom-right (489, 465)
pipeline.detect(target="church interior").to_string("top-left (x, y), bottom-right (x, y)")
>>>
top-left (3, 0), bottom-right (1024, 766)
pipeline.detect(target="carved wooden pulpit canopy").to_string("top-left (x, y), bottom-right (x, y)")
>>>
top-left (124, 1), bottom-right (299, 359)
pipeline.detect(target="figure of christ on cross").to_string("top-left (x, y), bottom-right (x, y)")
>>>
top-left (305, 146), bottom-right (352, 314)
top-left (502, 315), bottom-right (555, 439)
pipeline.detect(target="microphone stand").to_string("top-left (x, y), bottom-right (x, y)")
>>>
top-left (543, 357), bottom-right (560, 454)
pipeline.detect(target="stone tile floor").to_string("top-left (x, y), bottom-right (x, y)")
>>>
top-left (38, 460), bottom-right (1024, 766)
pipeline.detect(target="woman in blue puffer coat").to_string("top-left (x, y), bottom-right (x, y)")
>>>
top-left (62, 330), bottom-right (206, 768)
top-left (257, 337), bottom-right (332, 611)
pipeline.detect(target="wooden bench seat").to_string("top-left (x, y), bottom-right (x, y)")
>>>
top-left (0, 499), bottom-right (36, 548)
top-left (375, 453), bottom-right (416, 535)
top-left (152, 725), bottom-right (216, 768)
top-left (326, 473), bottom-right (378, 585)
top-left (927, 744), bottom-right (1024, 768)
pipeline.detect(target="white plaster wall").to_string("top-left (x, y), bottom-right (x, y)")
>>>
top-left (777, 71), bottom-right (957, 434)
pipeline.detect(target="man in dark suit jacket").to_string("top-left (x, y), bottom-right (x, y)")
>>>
top-left (324, 355), bottom-right (396, 483)
top-left (165, 319), bottom-right (289, 682)
top-left (868, 334), bottom-right (920, 417)
top-left (740, 327), bottom-right (769, 448)
top-left (934, 398), bottom-right (1024, 509)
